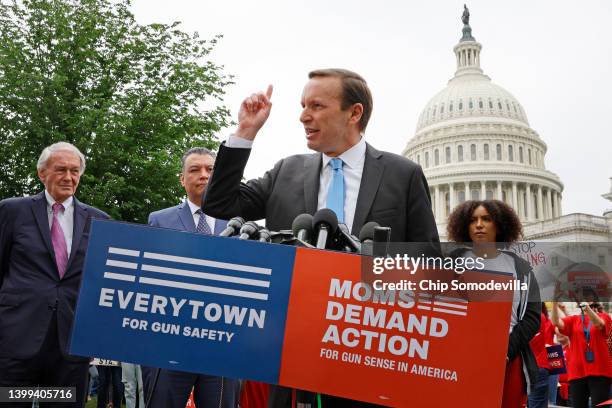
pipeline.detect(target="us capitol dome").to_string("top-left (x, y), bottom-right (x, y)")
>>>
top-left (402, 10), bottom-right (564, 240)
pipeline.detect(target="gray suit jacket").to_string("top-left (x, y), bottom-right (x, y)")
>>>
top-left (203, 143), bottom-right (439, 244)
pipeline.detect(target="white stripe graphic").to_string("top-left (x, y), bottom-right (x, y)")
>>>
top-left (104, 272), bottom-right (136, 282)
top-left (433, 301), bottom-right (468, 310)
top-left (417, 305), bottom-right (431, 311)
top-left (106, 259), bottom-right (138, 269)
top-left (143, 252), bottom-right (271, 275)
top-left (108, 247), bottom-right (140, 257)
top-left (141, 264), bottom-right (270, 288)
top-left (138, 277), bottom-right (268, 301)
top-left (432, 307), bottom-right (467, 316)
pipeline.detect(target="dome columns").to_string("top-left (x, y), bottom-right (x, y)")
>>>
top-left (430, 181), bottom-right (562, 225)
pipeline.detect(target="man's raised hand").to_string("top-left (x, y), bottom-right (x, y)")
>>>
top-left (235, 85), bottom-right (273, 141)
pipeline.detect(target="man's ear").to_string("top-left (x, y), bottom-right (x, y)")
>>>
top-left (179, 173), bottom-right (185, 188)
top-left (349, 103), bottom-right (364, 126)
top-left (38, 168), bottom-right (46, 184)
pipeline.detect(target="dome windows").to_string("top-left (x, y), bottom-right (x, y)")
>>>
top-left (528, 148), bottom-right (532, 165)
top-left (445, 147), bottom-right (451, 163)
top-left (425, 152), bottom-right (430, 168)
top-left (469, 99), bottom-right (473, 109)
top-left (458, 100), bottom-right (463, 111)
top-left (458, 145), bottom-right (464, 162)
top-left (479, 100), bottom-right (484, 109)
top-left (498, 101), bottom-right (503, 110)
top-left (484, 144), bottom-right (490, 160)
top-left (440, 104), bottom-right (444, 114)
top-left (496, 144), bottom-right (502, 160)
top-left (489, 100), bottom-right (493, 109)
top-left (508, 145), bottom-right (514, 162)
top-left (434, 149), bottom-right (440, 166)
top-left (519, 146), bottom-right (524, 163)
top-left (470, 144), bottom-right (476, 161)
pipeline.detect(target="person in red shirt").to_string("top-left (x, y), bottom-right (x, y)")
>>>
top-left (552, 300), bottom-right (612, 408)
top-left (528, 304), bottom-right (556, 407)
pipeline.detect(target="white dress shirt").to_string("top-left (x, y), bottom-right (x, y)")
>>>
top-left (186, 200), bottom-right (216, 233)
top-left (226, 135), bottom-right (367, 230)
top-left (44, 190), bottom-right (74, 255)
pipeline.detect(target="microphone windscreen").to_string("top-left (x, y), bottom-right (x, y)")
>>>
top-left (291, 213), bottom-right (314, 236)
top-left (358, 221), bottom-right (380, 242)
top-left (227, 216), bottom-right (245, 229)
top-left (240, 221), bottom-right (259, 237)
top-left (312, 208), bottom-right (338, 234)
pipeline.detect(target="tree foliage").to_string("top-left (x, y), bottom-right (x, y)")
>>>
top-left (0, 0), bottom-right (232, 222)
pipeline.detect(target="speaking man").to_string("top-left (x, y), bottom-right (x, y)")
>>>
top-left (0, 142), bottom-right (109, 407)
top-left (142, 147), bottom-right (240, 408)
top-left (202, 69), bottom-right (440, 407)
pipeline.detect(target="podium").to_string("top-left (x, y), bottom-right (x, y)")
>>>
top-left (71, 219), bottom-right (512, 407)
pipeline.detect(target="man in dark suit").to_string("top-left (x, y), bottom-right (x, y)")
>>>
top-left (202, 69), bottom-right (440, 407)
top-left (0, 142), bottom-right (109, 407)
top-left (142, 147), bottom-right (239, 408)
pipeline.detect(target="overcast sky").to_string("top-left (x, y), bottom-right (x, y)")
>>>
top-left (131, 0), bottom-right (612, 217)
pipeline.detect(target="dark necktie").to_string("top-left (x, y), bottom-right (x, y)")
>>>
top-left (196, 209), bottom-right (213, 235)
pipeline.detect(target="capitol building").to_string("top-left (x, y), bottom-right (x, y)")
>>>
top-left (402, 13), bottom-right (612, 242)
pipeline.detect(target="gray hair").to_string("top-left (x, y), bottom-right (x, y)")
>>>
top-left (181, 147), bottom-right (216, 172)
top-left (37, 142), bottom-right (86, 175)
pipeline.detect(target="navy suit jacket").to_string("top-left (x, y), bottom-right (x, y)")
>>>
top-left (148, 201), bottom-right (227, 235)
top-left (0, 192), bottom-right (109, 359)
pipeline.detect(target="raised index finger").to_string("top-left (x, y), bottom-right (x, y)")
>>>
top-left (266, 84), bottom-right (273, 100)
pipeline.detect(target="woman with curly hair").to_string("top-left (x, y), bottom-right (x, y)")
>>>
top-left (447, 200), bottom-right (541, 408)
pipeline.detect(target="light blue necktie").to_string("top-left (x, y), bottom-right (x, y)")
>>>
top-left (326, 158), bottom-right (345, 223)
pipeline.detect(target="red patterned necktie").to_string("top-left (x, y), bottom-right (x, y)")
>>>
top-left (51, 202), bottom-right (68, 278)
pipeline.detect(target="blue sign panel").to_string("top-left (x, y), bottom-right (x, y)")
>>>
top-left (71, 219), bottom-right (297, 383)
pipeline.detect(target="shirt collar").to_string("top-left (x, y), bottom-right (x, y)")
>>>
top-left (186, 199), bottom-right (202, 216)
top-left (321, 137), bottom-right (366, 170)
top-left (44, 190), bottom-right (74, 209)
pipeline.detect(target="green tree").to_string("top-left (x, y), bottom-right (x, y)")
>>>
top-left (0, 0), bottom-right (232, 222)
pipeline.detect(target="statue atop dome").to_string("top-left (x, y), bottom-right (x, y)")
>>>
top-left (462, 4), bottom-right (470, 25)
top-left (460, 4), bottom-right (475, 42)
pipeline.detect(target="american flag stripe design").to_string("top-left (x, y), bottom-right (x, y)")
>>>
top-left (143, 251), bottom-right (271, 275)
top-left (104, 272), bottom-right (136, 282)
top-left (140, 264), bottom-right (270, 288)
top-left (104, 247), bottom-right (271, 301)
top-left (416, 292), bottom-right (469, 317)
top-left (138, 276), bottom-right (268, 300)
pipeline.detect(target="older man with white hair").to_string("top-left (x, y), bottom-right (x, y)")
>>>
top-left (0, 142), bottom-right (109, 407)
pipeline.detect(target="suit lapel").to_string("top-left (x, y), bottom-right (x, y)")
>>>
top-left (65, 198), bottom-right (87, 275)
top-left (178, 202), bottom-right (197, 232)
top-left (352, 144), bottom-right (384, 234)
top-left (304, 153), bottom-right (321, 215)
top-left (31, 192), bottom-right (55, 265)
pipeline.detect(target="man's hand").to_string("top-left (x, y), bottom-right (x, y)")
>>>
top-left (235, 85), bottom-right (273, 141)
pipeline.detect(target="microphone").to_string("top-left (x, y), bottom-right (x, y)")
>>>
top-left (239, 221), bottom-right (260, 240)
top-left (219, 217), bottom-right (245, 237)
top-left (358, 221), bottom-right (380, 256)
top-left (258, 227), bottom-right (272, 243)
top-left (312, 209), bottom-right (338, 249)
top-left (291, 214), bottom-right (314, 244)
top-left (336, 223), bottom-right (361, 253)
top-left (373, 226), bottom-right (391, 257)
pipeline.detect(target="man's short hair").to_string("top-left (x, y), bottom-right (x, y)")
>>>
top-left (308, 68), bottom-right (373, 132)
top-left (181, 147), bottom-right (216, 172)
top-left (37, 142), bottom-right (86, 175)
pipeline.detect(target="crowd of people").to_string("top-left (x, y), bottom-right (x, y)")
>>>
top-left (1, 67), bottom-right (610, 408)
